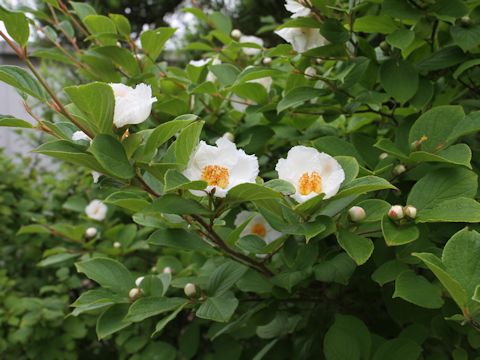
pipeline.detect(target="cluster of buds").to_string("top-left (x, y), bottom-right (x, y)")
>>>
top-left (388, 205), bottom-right (417, 220)
top-left (129, 276), bottom-right (145, 301)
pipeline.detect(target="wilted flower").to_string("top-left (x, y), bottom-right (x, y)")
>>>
top-left (275, 146), bottom-right (345, 203)
top-left (183, 136), bottom-right (259, 198)
top-left (348, 206), bottom-right (366, 222)
top-left (110, 83), bottom-right (157, 128)
top-left (240, 35), bottom-right (264, 55)
top-left (85, 227), bottom-right (97, 238)
top-left (404, 205), bottom-right (417, 219)
top-left (184, 283), bottom-right (197, 297)
top-left (85, 199), bottom-right (107, 221)
top-left (388, 205), bottom-right (404, 220)
top-left (275, 27), bottom-right (326, 53)
top-left (285, 0), bottom-right (311, 18)
top-left (234, 211), bottom-right (282, 244)
top-left (71, 131), bottom-right (90, 141)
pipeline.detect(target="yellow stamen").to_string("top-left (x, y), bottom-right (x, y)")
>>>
top-left (251, 223), bottom-right (266, 238)
top-left (201, 165), bottom-right (229, 188)
top-left (299, 171), bottom-right (322, 196)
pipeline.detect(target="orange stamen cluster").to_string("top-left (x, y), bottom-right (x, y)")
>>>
top-left (298, 171), bottom-right (322, 196)
top-left (251, 223), bottom-right (267, 238)
top-left (201, 165), bottom-right (229, 188)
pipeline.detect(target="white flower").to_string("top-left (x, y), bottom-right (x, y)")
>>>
top-left (189, 58), bottom-right (210, 67)
top-left (240, 35), bottom-right (264, 56)
top-left (184, 283), bottom-right (197, 297)
top-left (285, 0), bottom-right (311, 18)
top-left (230, 76), bottom-right (272, 111)
top-left (110, 83), bottom-right (157, 128)
top-left (85, 199), bottom-right (108, 221)
top-left (71, 131), bottom-right (90, 141)
top-left (275, 146), bottom-right (345, 203)
top-left (183, 136), bottom-right (259, 198)
top-left (304, 66), bottom-right (317, 78)
top-left (91, 171), bottom-right (101, 183)
top-left (206, 57), bottom-right (222, 82)
top-left (234, 211), bottom-right (282, 244)
top-left (275, 27), bottom-right (326, 53)
top-left (85, 227), bottom-right (97, 238)
top-left (388, 205), bottom-right (404, 220)
top-left (348, 206), bottom-right (366, 222)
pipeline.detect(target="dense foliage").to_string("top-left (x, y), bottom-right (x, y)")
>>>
top-left (2, 0), bottom-right (480, 359)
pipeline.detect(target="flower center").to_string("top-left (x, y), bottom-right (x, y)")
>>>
top-left (251, 223), bottom-right (266, 238)
top-left (298, 171), bottom-right (322, 196)
top-left (201, 165), bottom-right (229, 189)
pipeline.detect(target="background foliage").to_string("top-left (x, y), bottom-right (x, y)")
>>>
top-left (2, 0), bottom-right (480, 359)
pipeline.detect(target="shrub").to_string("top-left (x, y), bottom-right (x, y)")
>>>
top-left (1, 0), bottom-right (480, 358)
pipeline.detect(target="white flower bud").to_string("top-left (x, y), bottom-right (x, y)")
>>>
top-left (379, 152), bottom-right (388, 160)
top-left (113, 241), bottom-right (122, 248)
top-left (393, 164), bottom-right (406, 175)
top-left (223, 132), bottom-right (234, 142)
top-left (135, 276), bottom-right (144, 287)
top-left (85, 200), bottom-right (108, 221)
top-left (151, 266), bottom-right (157, 272)
top-left (316, 58), bottom-right (323, 64)
top-left (262, 57), bottom-right (272, 65)
top-left (162, 266), bottom-right (172, 274)
top-left (404, 205), bottom-right (417, 219)
top-left (128, 287), bottom-right (141, 300)
top-left (110, 83), bottom-right (157, 128)
top-left (231, 29), bottom-right (242, 39)
top-left (304, 66), bottom-right (317, 78)
top-left (85, 227), bottom-right (97, 238)
top-left (71, 131), bottom-right (90, 141)
top-left (184, 283), bottom-right (196, 297)
top-left (388, 205), bottom-right (404, 220)
top-left (348, 206), bottom-right (366, 222)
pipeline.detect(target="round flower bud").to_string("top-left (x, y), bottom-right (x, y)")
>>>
top-left (379, 152), bottom-right (388, 160)
top-left (348, 206), bottom-right (366, 222)
top-left (135, 276), bottom-right (144, 287)
top-left (184, 283), bottom-right (197, 297)
top-left (461, 16), bottom-right (472, 27)
top-left (113, 241), bottom-right (122, 249)
top-left (262, 57), bottom-right (272, 65)
top-left (163, 266), bottom-right (172, 274)
top-left (128, 287), bottom-right (141, 300)
top-left (304, 66), bottom-right (317, 78)
top-left (404, 205), bottom-right (417, 219)
top-left (388, 205), bottom-right (404, 220)
top-left (151, 266), bottom-right (157, 272)
top-left (231, 29), bottom-right (242, 39)
top-left (393, 164), bottom-right (406, 175)
top-left (316, 58), bottom-right (323, 64)
top-left (85, 227), bottom-right (97, 238)
top-left (223, 132), bottom-right (234, 142)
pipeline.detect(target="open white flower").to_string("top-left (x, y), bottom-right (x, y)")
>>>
top-left (71, 131), bottom-right (90, 141)
top-left (275, 27), bottom-right (326, 53)
top-left (183, 136), bottom-right (259, 198)
top-left (240, 35), bottom-right (264, 56)
top-left (234, 211), bottom-right (282, 244)
top-left (275, 146), bottom-right (345, 203)
top-left (230, 76), bottom-right (272, 112)
top-left (285, 0), bottom-right (311, 18)
top-left (85, 199), bottom-right (108, 221)
top-left (110, 83), bottom-right (157, 128)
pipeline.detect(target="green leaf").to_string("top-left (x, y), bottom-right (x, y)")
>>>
top-left (38, 253), bottom-right (81, 267)
top-left (314, 253), bottom-right (356, 285)
top-left (141, 28), bottom-right (176, 61)
top-left (226, 183), bottom-right (282, 203)
top-left (356, 199), bottom-right (391, 223)
top-left (144, 115), bottom-right (198, 160)
top-left (335, 176), bottom-right (395, 198)
top-left (93, 46), bottom-right (139, 77)
top-left (386, 29), bottom-right (415, 51)
top-left (0, 6), bottom-right (29, 46)
top-left (209, 64), bottom-right (240, 87)
top-left (0, 65), bottom-right (48, 101)
top-left (207, 261), bottom-right (248, 296)
top-left (381, 215), bottom-right (419, 246)
top-left (152, 303), bottom-right (187, 337)
top-left (407, 167), bottom-right (477, 210)
top-left (196, 292), bottom-right (238, 322)
top-left (371, 260), bottom-right (408, 286)
top-left (372, 338), bottom-right (422, 360)
top-left (353, 15), bottom-right (398, 34)
top-left (84, 14), bottom-right (116, 35)
top-left (231, 83), bottom-right (268, 104)
top-left (0, 115), bottom-right (32, 128)
top-left (209, 11), bottom-right (232, 34)
top-left (451, 25), bottom-right (480, 51)
top-left (104, 191), bottom-right (150, 212)
top-left (64, 82), bottom-right (115, 134)
top-left (393, 270), bottom-right (444, 309)
top-left (175, 121), bottom-right (204, 166)
top-left (109, 14), bottom-right (131, 36)
top-left (163, 169), bottom-right (207, 192)
top-left (277, 87), bottom-right (326, 113)
top-left (17, 224), bottom-right (50, 235)
top-left (71, 1), bottom-right (97, 21)
top-left (416, 198), bottom-right (480, 223)
top-left (324, 314), bottom-right (371, 360)
top-left (453, 59), bottom-right (480, 79)
top-left (125, 297), bottom-right (187, 322)
top-left (409, 144), bottom-right (472, 168)
top-left (336, 230), bottom-right (374, 266)
top-left (75, 257), bottom-right (134, 294)
top-left (96, 304), bottom-right (131, 340)
top-left (148, 194), bottom-right (210, 216)
top-left (89, 134), bottom-right (135, 179)
top-left (413, 252), bottom-right (467, 310)
top-left (320, 18), bottom-right (349, 43)
top-left (263, 179), bottom-right (296, 195)
top-left (442, 228), bottom-right (480, 302)
top-left (380, 59), bottom-right (419, 103)
top-left (148, 228), bottom-right (214, 253)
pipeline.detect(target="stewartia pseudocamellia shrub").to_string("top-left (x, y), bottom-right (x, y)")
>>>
top-left (2, 0), bottom-right (480, 358)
